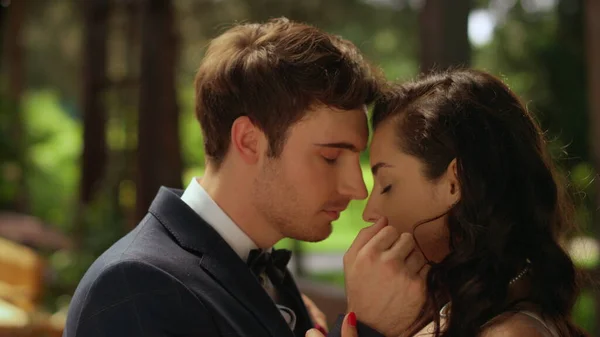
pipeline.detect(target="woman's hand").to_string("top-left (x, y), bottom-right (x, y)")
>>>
top-left (306, 312), bottom-right (357, 337)
top-left (343, 218), bottom-right (429, 336)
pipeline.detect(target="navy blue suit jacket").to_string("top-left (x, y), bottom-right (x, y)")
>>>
top-left (63, 187), bottom-right (384, 337)
top-left (63, 187), bottom-right (313, 337)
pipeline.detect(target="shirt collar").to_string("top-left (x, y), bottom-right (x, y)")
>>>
top-left (180, 177), bottom-right (259, 261)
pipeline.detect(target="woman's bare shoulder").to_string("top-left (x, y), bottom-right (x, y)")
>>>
top-left (480, 312), bottom-right (555, 337)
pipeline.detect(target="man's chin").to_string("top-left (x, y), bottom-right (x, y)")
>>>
top-left (293, 223), bottom-right (333, 243)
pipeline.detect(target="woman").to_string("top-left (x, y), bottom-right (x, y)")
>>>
top-left (310, 68), bottom-right (587, 336)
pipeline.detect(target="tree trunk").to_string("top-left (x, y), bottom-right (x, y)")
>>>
top-left (3, 0), bottom-right (27, 212)
top-left (419, 0), bottom-right (471, 74)
top-left (585, 0), bottom-right (600, 334)
top-left (77, 0), bottom-right (109, 247)
top-left (80, 0), bottom-right (109, 205)
top-left (135, 0), bottom-right (182, 223)
top-left (122, 0), bottom-right (142, 230)
top-left (0, 3), bottom-right (8, 75)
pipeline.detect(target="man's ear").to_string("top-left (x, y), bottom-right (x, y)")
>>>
top-left (230, 116), bottom-right (265, 165)
top-left (445, 158), bottom-right (461, 206)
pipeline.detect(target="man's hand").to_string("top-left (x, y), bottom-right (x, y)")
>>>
top-left (343, 218), bottom-right (429, 336)
top-left (302, 293), bottom-right (328, 333)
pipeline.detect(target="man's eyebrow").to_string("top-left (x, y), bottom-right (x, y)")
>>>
top-left (314, 142), bottom-right (363, 153)
top-left (371, 162), bottom-right (394, 176)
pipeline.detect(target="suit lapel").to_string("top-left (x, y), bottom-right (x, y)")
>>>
top-left (199, 254), bottom-right (295, 336)
top-left (148, 187), bottom-right (295, 337)
top-left (279, 271), bottom-right (314, 335)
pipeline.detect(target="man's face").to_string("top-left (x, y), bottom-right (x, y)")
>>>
top-left (252, 104), bottom-right (369, 242)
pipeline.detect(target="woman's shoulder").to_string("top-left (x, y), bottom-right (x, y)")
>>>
top-left (480, 311), bottom-right (558, 337)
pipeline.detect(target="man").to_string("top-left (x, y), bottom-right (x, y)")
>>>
top-left (63, 17), bottom-right (422, 337)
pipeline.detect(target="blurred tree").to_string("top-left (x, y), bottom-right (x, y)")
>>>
top-left (546, 0), bottom-right (587, 165)
top-left (111, 0), bottom-right (142, 229)
top-left (0, 4), bottom-right (5, 69)
top-left (80, 0), bottom-right (109, 207)
top-left (419, 0), bottom-right (472, 73)
top-left (585, 0), bottom-right (600, 332)
top-left (480, 0), bottom-right (587, 165)
top-left (77, 0), bottom-right (109, 248)
top-left (2, 0), bottom-right (27, 212)
top-left (23, 0), bottom-right (81, 105)
top-left (135, 0), bottom-right (183, 223)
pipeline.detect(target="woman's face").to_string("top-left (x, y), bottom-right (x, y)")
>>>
top-left (363, 118), bottom-right (459, 262)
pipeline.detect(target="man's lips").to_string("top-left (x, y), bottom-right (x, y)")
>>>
top-left (322, 207), bottom-right (346, 220)
top-left (323, 210), bottom-right (341, 220)
top-left (322, 200), bottom-right (349, 221)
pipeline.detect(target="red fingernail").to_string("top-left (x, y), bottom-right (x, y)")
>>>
top-left (348, 312), bottom-right (357, 327)
top-left (315, 324), bottom-right (327, 334)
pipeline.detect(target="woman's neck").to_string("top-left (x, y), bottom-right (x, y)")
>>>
top-left (504, 273), bottom-right (538, 312)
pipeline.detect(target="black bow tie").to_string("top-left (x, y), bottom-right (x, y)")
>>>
top-left (247, 248), bottom-right (292, 285)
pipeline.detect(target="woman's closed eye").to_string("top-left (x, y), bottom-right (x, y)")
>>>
top-left (381, 184), bottom-right (392, 194)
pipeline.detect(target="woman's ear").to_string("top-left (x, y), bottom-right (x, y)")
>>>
top-left (445, 158), bottom-right (461, 206)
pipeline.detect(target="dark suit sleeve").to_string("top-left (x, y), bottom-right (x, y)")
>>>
top-left (66, 259), bottom-right (219, 337)
top-left (327, 314), bottom-right (385, 337)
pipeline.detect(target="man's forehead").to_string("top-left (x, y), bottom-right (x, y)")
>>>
top-left (314, 139), bottom-right (366, 152)
top-left (291, 105), bottom-right (368, 145)
top-left (326, 121), bottom-right (368, 150)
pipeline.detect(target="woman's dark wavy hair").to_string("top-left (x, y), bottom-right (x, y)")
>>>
top-left (372, 69), bottom-right (587, 336)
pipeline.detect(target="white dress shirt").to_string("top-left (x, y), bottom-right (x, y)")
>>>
top-left (180, 177), bottom-right (258, 262)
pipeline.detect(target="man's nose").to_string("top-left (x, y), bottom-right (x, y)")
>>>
top-left (338, 165), bottom-right (368, 200)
